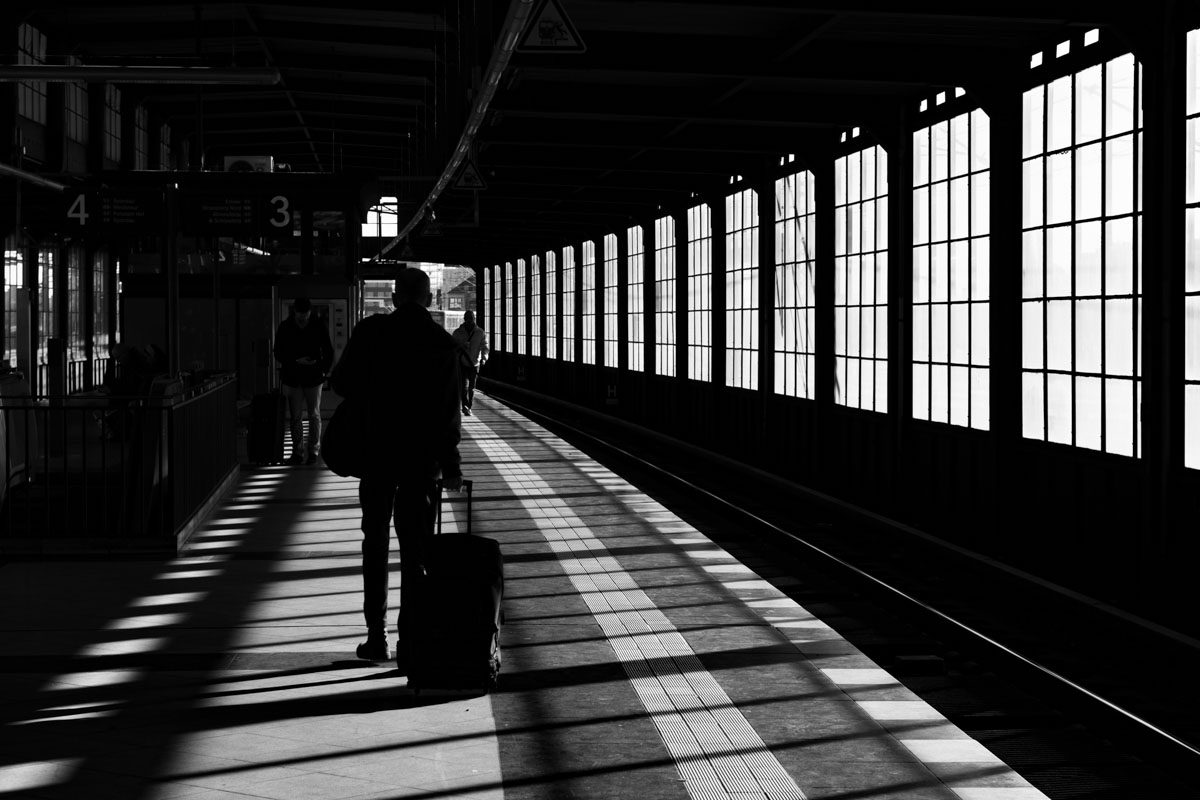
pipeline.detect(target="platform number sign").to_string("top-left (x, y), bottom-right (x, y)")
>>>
top-left (64, 190), bottom-right (160, 234)
top-left (66, 192), bottom-right (89, 226)
top-left (267, 194), bottom-right (292, 229)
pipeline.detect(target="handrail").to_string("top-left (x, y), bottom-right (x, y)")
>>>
top-left (1, 373), bottom-right (238, 550)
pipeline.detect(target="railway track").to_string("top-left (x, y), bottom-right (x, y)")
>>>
top-left (485, 383), bottom-right (1200, 799)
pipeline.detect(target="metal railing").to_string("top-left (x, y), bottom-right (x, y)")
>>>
top-left (67, 359), bottom-right (87, 394)
top-left (92, 357), bottom-right (111, 389)
top-left (1, 373), bottom-right (238, 550)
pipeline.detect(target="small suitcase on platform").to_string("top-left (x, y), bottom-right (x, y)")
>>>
top-left (406, 479), bottom-right (504, 694)
top-left (248, 390), bottom-right (285, 464)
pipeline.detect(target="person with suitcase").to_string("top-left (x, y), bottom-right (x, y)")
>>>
top-left (407, 478), bottom-right (503, 693)
top-left (328, 267), bottom-right (464, 669)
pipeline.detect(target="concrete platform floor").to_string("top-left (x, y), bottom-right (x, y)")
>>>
top-left (0, 395), bottom-right (1050, 799)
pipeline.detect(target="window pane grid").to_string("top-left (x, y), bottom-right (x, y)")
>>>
top-left (515, 258), bottom-right (526, 355)
top-left (725, 188), bottom-right (759, 390)
top-left (104, 84), bottom-right (121, 163)
top-left (530, 255), bottom-right (542, 357)
top-left (361, 197), bottom-right (399, 239)
top-left (582, 242), bottom-right (596, 365)
top-left (627, 225), bottom-right (645, 372)
top-left (483, 266), bottom-right (492, 343)
top-left (1022, 52), bottom-right (1143, 457)
top-left (4, 242), bottom-right (23, 368)
top-left (17, 24), bottom-right (47, 125)
top-left (562, 247), bottom-right (576, 362)
top-left (503, 262), bottom-right (513, 354)
top-left (134, 106), bottom-right (149, 171)
top-left (687, 204), bottom-right (713, 382)
top-left (655, 215), bottom-right (677, 377)
top-left (603, 233), bottom-right (619, 367)
top-left (159, 123), bottom-right (171, 170)
top-left (67, 248), bottom-right (84, 363)
top-left (65, 57), bottom-right (88, 145)
top-left (37, 248), bottom-right (56, 396)
top-left (912, 108), bottom-right (992, 430)
top-left (774, 169), bottom-right (817, 399)
top-left (835, 145), bottom-right (889, 412)
top-left (1186, 27), bottom-right (1200, 469)
top-left (545, 251), bottom-right (558, 360)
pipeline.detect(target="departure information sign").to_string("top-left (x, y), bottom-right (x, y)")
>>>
top-left (64, 190), bottom-right (163, 235)
top-left (181, 196), bottom-right (258, 232)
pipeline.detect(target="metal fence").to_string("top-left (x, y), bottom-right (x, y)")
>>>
top-left (1, 373), bottom-right (238, 551)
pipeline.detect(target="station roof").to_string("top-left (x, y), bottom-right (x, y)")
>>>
top-left (10, 1), bottom-right (1160, 266)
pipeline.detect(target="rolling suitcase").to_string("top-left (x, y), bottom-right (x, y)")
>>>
top-left (406, 479), bottom-right (504, 694)
top-left (248, 390), bottom-right (285, 464)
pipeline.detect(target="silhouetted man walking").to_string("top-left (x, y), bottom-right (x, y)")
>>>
top-left (330, 268), bottom-right (463, 666)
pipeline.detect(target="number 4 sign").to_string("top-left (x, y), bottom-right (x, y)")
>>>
top-left (66, 192), bottom-right (89, 226)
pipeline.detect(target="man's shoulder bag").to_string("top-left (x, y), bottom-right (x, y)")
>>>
top-left (321, 395), bottom-right (370, 478)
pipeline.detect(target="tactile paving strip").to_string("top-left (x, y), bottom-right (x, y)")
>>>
top-left (477, 416), bottom-right (807, 800)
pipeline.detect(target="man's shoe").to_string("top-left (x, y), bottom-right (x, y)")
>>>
top-left (463, 407), bottom-right (472, 416)
top-left (286, 453), bottom-right (304, 465)
top-left (356, 639), bottom-right (389, 661)
top-left (305, 451), bottom-right (319, 465)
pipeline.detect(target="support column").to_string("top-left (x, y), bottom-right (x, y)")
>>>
top-left (758, 171), bottom-right (778, 452)
top-left (710, 193), bottom-right (727, 391)
top-left (644, 215), bottom-right (657, 377)
top-left (1138, 12), bottom-right (1187, 605)
top-left (675, 209), bottom-right (688, 382)
top-left (165, 185), bottom-right (180, 375)
top-left (883, 112), bottom-right (914, 515)
top-left (987, 87), bottom-right (1025, 545)
top-left (814, 159), bottom-right (836, 420)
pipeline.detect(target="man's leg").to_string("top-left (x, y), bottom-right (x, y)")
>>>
top-left (303, 384), bottom-right (322, 462)
top-left (464, 368), bottom-right (478, 412)
top-left (393, 469), bottom-right (438, 662)
top-left (358, 476), bottom-right (395, 658)
top-left (283, 384), bottom-right (305, 463)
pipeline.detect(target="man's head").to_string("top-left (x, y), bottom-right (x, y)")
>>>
top-left (392, 267), bottom-right (432, 308)
top-left (292, 297), bottom-right (312, 327)
top-left (463, 310), bottom-right (475, 326)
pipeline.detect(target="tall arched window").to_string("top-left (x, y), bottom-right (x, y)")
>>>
top-left (774, 164), bottom-right (816, 399)
top-left (912, 105), bottom-right (991, 429)
top-left (1022, 44), bottom-right (1142, 455)
top-left (1185, 27), bottom-right (1200, 469)
top-left (603, 233), bottom-right (620, 368)
top-left (834, 141), bottom-right (889, 412)
top-left (515, 258), bottom-right (526, 356)
top-left (627, 225), bottom-right (645, 372)
top-left (530, 255), bottom-right (541, 357)
top-left (545, 251), bottom-right (558, 360)
top-left (726, 186), bottom-right (759, 390)
top-left (562, 247), bottom-right (576, 362)
top-left (581, 241), bottom-right (597, 365)
top-left (654, 215), bottom-right (677, 377)
top-left (687, 204), bottom-right (713, 382)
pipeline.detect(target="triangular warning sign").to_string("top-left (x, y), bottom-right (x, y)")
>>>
top-left (517, 0), bottom-right (586, 53)
top-left (454, 160), bottom-right (487, 190)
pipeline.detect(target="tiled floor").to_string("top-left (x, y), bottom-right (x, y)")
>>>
top-left (1, 395), bottom-right (1052, 799)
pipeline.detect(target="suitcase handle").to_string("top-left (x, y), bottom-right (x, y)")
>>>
top-left (435, 478), bottom-right (472, 535)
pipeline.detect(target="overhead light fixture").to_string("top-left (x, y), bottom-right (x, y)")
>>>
top-left (0, 65), bottom-right (281, 85)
